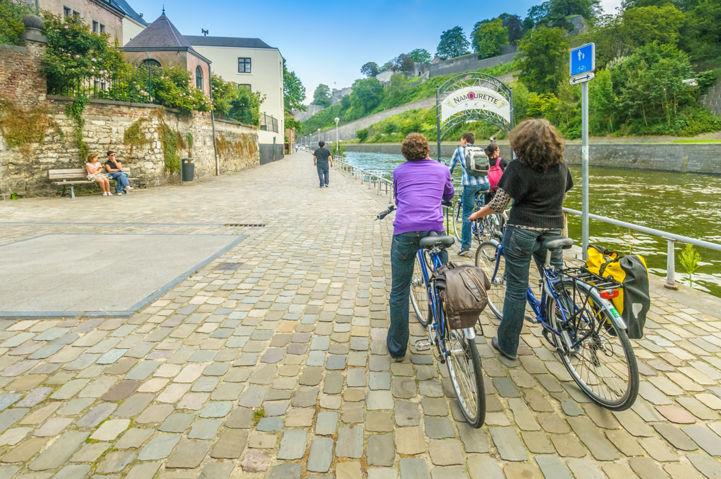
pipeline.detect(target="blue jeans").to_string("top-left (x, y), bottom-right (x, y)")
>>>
top-left (498, 226), bottom-right (563, 357)
top-left (461, 184), bottom-right (487, 249)
top-left (316, 165), bottom-right (329, 187)
top-left (108, 171), bottom-right (129, 194)
top-left (388, 231), bottom-right (448, 358)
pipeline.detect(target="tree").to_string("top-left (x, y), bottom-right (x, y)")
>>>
top-left (312, 84), bottom-right (332, 107)
top-left (0, 0), bottom-right (31, 46)
top-left (679, 0), bottom-right (721, 62)
top-left (393, 53), bottom-right (415, 74)
top-left (211, 76), bottom-right (263, 125)
top-left (380, 61), bottom-right (394, 72)
top-left (283, 59), bottom-right (306, 111)
top-left (501, 14), bottom-right (525, 44)
top-left (360, 61), bottom-right (380, 77)
top-left (436, 26), bottom-right (470, 59)
top-left (407, 48), bottom-right (432, 64)
top-left (517, 27), bottom-right (569, 94)
top-left (622, 4), bottom-right (683, 47)
top-left (472, 18), bottom-right (509, 58)
top-left (349, 77), bottom-right (384, 116)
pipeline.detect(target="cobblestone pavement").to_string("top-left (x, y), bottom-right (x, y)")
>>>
top-left (0, 152), bottom-right (720, 478)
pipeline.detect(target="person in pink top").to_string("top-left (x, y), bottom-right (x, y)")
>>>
top-left (85, 153), bottom-right (112, 196)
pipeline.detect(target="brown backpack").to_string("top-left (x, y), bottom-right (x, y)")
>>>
top-left (436, 262), bottom-right (491, 329)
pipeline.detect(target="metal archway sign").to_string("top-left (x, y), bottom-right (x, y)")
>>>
top-left (435, 72), bottom-right (514, 161)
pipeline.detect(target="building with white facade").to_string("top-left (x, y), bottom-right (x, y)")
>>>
top-left (186, 36), bottom-right (285, 163)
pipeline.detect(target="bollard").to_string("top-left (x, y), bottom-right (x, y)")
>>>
top-left (664, 238), bottom-right (678, 290)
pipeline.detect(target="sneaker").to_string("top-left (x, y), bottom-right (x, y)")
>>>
top-left (103, 192), bottom-right (108, 196)
top-left (107, 192), bottom-right (113, 196)
top-left (491, 337), bottom-right (517, 360)
top-left (125, 186), bottom-right (134, 191)
top-left (458, 248), bottom-right (470, 256)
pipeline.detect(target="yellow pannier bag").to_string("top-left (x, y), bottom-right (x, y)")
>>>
top-left (585, 245), bottom-right (650, 339)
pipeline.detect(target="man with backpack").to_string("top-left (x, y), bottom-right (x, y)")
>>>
top-left (448, 132), bottom-right (490, 256)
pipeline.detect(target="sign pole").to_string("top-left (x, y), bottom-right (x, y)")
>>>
top-left (436, 86), bottom-right (441, 163)
top-left (581, 81), bottom-right (589, 260)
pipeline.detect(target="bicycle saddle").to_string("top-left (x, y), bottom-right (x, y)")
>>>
top-left (420, 234), bottom-right (455, 249)
top-left (544, 238), bottom-right (574, 250)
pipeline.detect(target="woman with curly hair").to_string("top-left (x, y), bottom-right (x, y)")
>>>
top-left (469, 119), bottom-right (573, 360)
top-left (387, 133), bottom-right (454, 361)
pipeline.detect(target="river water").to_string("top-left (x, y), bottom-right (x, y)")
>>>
top-left (343, 151), bottom-right (721, 298)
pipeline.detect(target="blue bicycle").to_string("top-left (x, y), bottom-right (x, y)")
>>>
top-left (378, 206), bottom-right (485, 427)
top-left (475, 237), bottom-right (639, 411)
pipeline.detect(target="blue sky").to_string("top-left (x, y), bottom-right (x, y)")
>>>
top-left (129, 0), bottom-right (621, 104)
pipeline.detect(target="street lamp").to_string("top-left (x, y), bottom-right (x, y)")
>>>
top-left (317, 128), bottom-right (321, 146)
top-left (334, 117), bottom-right (340, 157)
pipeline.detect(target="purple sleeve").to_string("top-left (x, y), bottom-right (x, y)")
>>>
top-left (443, 168), bottom-right (454, 202)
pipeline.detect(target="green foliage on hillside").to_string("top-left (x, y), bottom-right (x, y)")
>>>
top-left (0, 0), bottom-right (31, 45)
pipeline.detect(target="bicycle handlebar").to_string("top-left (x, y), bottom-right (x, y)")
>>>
top-left (376, 205), bottom-right (396, 220)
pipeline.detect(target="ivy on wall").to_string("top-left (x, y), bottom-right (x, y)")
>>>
top-left (65, 95), bottom-right (88, 160)
top-left (123, 117), bottom-right (150, 157)
top-left (0, 96), bottom-right (55, 157)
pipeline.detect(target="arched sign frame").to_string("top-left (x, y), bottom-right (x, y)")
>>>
top-left (435, 72), bottom-right (514, 162)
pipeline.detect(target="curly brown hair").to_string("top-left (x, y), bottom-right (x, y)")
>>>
top-left (509, 119), bottom-right (564, 172)
top-left (401, 133), bottom-right (430, 161)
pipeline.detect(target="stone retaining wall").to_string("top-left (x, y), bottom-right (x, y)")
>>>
top-left (0, 97), bottom-right (259, 197)
top-left (344, 142), bottom-right (721, 175)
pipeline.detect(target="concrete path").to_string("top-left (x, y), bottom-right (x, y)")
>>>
top-left (0, 152), bottom-right (720, 478)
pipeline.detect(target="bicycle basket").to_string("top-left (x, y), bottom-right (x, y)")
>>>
top-left (436, 262), bottom-right (491, 329)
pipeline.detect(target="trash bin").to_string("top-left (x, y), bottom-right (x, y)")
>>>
top-left (181, 158), bottom-right (194, 182)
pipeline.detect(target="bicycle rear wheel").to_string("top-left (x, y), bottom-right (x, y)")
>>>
top-left (475, 241), bottom-right (505, 320)
top-left (446, 328), bottom-right (485, 427)
top-left (446, 200), bottom-right (462, 242)
top-left (549, 278), bottom-right (639, 411)
top-left (409, 251), bottom-right (431, 326)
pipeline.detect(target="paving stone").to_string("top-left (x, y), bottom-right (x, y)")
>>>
top-left (687, 453), bottom-right (721, 479)
top-left (71, 442), bottom-right (111, 462)
top-left (115, 393), bottom-right (153, 418)
top-left (395, 400), bottom-right (421, 426)
top-left (0, 394), bottom-right (22, 411)
top-left (315, 411), bottom-right (338, 435)
top-left (323, 371), bottom-right (344, 394)
top-left (307, 437), bottom-right (334, 473)
top-left (367, 390), bottom-right (394, 410)
top-left (102, 380), bottom-right (140, 401)
top-left (326, 355), bottom-right (346, 370)
top-left (54, 464), bottom-right (92, 478)
top-left (211, 429), bottom-right (248, 459)
top-left (292, 387), bottom-right (318, 407)
top-left (97, 349), bottom-right (128, 365)
top-left (424, 417), bottom-right (455, 439)
top-left (535, 455), bottom-right (573, 479)
top-left (682, 425), bottom-right (721, 455)
top-left (125, 462), bottom-right (162, 479)
top-left (488, 426), bottom-right (527, 462)
top-left (97, 450), bottom-right (136, 474)
top-left (367, 434), bottom-right (395, 466)
top-left (629, 457), bottom-right (671, 479)
top-left (400, 458), bottom-right (430, 479)
top-left (395, 426), bottom-right (425, 455)
top-left (277, 429), bottom-right (306, 459)
top-left (165, 439), bottom-right (211, 469)
top-left (656, 405), bottom-right (697, 424)
top-left (1, 437), bottom-right (47, 463)
top-left (199, 401), bottom-right (232, 418)
top-left (76, 402), bottom-right (116, 428)
top-left (267, 462), bottom-right (302, 479)
top-left (116, 428), bottom-right (153, 449)
top-left (189, 419), bottom-right (222, 439)
top-left (28, 430), bottom-right (88, 471)
top-left (138, 434), bottom-right (180, 461)
top-left (90, 419), bottom-right (130, 441)
top-left (0, 427), bottom-right (31, 446)
top-left (238, 385), bottom-right (267, 408)
top-left (337, 425), bottom-right (364, 458)
top-left (458, 421), bottom-right (489, 453)
top-left (653, 423), bottom-right (698, 450)
top-left (225, 407), bottom-right (254, 429)
top-left (568, 416), bottom-right (620, 461)
top-left (370, 372), bottom-right (391, 390)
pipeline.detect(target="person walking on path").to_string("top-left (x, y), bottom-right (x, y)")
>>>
top-left (105, 151), bottom-right (132, 195)
top-left (469, 119), bottom-right (573, 360)
top-left (449, 132), bottom-right (489, 256)
top-left (387, 133), bottom-right (454, 361)
top-left (313, 141), bottom-right (333, 188)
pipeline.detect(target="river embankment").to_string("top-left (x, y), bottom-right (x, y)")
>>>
top-left (344, 141), bottom-right (721, 175)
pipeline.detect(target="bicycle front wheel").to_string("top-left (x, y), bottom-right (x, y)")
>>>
top-left (409, 251), bottom-right (431, 326)
top-left (549, 278), bottom-right (639, 411)
top-left (447, 200), bottom-right (462, 242)
top-left (446, 328), bottom-right (485, 427)
top-left (475, 241), bottom-right (505, 320)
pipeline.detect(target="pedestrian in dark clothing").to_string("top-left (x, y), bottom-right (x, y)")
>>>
top-left (313, 141), bottom-right (333, 188)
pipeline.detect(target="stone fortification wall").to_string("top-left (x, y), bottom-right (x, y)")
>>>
top-left (0, 97), bottom-right (259, 197)
top-left (416, 48), bottom-right (517, 79)
top-left (343, 142), bottom-right (721, 175)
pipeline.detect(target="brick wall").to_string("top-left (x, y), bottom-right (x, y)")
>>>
top-left (0, 42), bottom-right (46, 109)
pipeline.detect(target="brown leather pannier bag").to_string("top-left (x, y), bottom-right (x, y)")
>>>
top-left (436, 262), bottom-right (491, 329)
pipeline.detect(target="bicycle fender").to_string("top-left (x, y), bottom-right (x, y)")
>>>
top-left (463, 328), bottom-right (476, 340)
top-left (599, 297), bottom-right (628, 330)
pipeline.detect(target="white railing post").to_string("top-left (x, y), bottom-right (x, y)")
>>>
top-left (665, 239), bottom-right (678, 290)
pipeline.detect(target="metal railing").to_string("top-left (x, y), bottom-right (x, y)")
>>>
top-left (337, 159), bottom-right (721, 289)
top-left (260, 113), bottom-right (279, 133)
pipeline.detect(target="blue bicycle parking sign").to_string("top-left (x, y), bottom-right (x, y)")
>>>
top-left (570, 43), bottom-right (595, 77)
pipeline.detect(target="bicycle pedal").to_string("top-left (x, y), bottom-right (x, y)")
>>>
top-left (524, 314), bottom-right (536, 324)
top-left (414, 339), bottom-right (431, 352)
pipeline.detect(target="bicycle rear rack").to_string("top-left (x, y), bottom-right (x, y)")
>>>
top-left (561, 267), bottom-right (621, 293)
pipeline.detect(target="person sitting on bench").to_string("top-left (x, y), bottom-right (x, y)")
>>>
top-left (86, 153), bottom-right (112, 196)
top-left (105, 151), bottom-right (132, 195)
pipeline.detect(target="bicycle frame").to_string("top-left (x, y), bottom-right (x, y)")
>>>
top-left (415, 248), bottom-right (450, 358)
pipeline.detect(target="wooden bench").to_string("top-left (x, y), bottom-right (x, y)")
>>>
top-left (49, 167), bottom-right (133, 199)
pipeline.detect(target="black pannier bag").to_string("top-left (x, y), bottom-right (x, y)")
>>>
top-left (435, 262), bottom-right (491, 329)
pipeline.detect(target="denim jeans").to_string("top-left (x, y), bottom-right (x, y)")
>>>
top-left (461, 184), bottom-right (487, 249)
top-left (497, 226), bottom-right (563, 357)
top-left (316, 165), bottom-right (329, 187)
top-left (388, 231), bottom-right (448, 358)
top-left (108, 171), bottom-right (129, 194)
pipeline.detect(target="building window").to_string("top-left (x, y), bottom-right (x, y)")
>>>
top-left (99, 24), bottom-right (105, 33)
top-left (238, 83), bottom-right (251, 91)
top-left (238, 57), bottom-right (251, 73)
top-left (63, 6), bottom-right (71, 18)
top-left (92, 21), bottom-right (98, 33)
top-left (73, 10), bottom-right (79, 18)
top-left (195, 66), bottom-right (204, 90)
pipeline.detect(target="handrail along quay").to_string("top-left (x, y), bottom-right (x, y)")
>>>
top-left (337, 159), bottom-right (721, 289)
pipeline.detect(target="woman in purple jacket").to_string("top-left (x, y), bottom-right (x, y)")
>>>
top-left (387, 133), bottom-right (455, 361)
